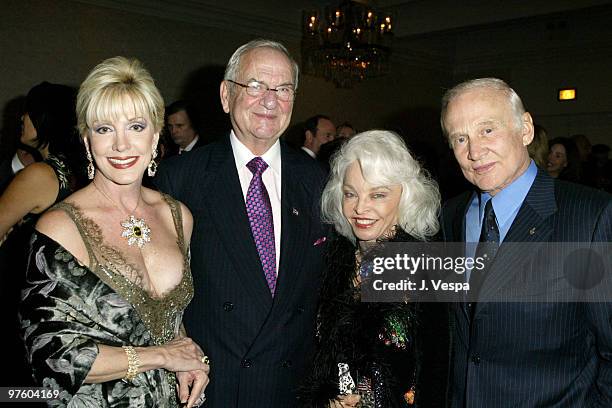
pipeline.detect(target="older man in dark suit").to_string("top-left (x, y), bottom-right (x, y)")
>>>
top-left (156, 39), bottom-right (327, 407)
top-left (440, 78), bottom-right (612, 407)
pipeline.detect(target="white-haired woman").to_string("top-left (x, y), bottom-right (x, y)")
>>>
top-left (300, 130), bottom-right (441, 408)
top-left (19, 57), bottom-right (209, 408)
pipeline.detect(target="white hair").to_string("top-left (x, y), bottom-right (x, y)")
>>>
top-left (440, 77), bottom-right (526, 140)
top-left (321, 130), bottom-right (440, 243)
top-left (224, 39), bottom-right (299, 90)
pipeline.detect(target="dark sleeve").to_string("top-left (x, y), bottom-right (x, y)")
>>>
top-left (586, 199), bottom-right (612, 406)
top-left (153, 160), bottom-right (176, 197)
top-left (19, 233), bottom-right (108, 398)
top-left (416, 302), bottom-right (451, 407)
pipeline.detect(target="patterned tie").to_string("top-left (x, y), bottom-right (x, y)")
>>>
top-left (470, 198), bottom-right (500, 299)
top-left (245, 157), bottom-right (277, 296)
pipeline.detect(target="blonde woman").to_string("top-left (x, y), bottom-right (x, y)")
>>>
top-left (20, 57), bottom-right (209, 407)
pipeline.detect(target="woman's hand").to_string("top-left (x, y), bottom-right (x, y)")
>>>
top-left (160, 337), bottom-right (209, 372)
top-left (328, 393), bottom-right (361, 408)
top-left (163, 337), bottom-right (210, 407)
top-left (176, 368), bottom-right (210, 408)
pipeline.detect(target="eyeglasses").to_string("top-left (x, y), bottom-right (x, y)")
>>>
top-left (227, 79), bottom-right (296, 102)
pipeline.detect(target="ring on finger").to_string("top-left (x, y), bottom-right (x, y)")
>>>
top-left (201, 355), bottom-right (210, 365)
top-left (193, 392), bottom-right (206, 407)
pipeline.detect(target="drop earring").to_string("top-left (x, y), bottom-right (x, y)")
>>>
top-left (86, 146), bottom-right (95, 180)
top-left (147, 146), bottom-right (158, 177)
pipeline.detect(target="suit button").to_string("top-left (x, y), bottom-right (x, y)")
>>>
top-left (241, 359), bottom-right (252, 368)
top-left (296, 306), bottom-right (305, 314)
top-left (471, 355), bottom-right (481, 365)
top-left (281, 359), bottom-right (292, 368)
top-left (223, 302), bottom-right (234, 312)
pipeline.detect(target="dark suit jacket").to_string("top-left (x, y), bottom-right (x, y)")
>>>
top-left (441, 169), bottom-right (612, 407)
top-left (155, 137), bottom-right (328, 408)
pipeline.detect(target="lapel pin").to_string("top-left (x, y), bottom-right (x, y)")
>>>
top-left (314, 236), bottom-right (327, 246)
top-left (528, 227), bottom-right (536, 235)
top-left (292, 208), bottom-right (299, 216)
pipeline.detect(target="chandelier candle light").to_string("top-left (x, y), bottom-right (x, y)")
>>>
top-left (302, 0), bottom-right (394, 88)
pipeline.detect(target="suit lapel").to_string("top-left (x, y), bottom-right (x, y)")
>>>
top-left (273, 145), bottom-right (312, 306)
top-left (447, 192), bottom-right (473, 327)
top-left (202, 139), bottom-right (273, 312)
top-left (476, 170), bottom-right (557, 308)
top-left (453, 192), bottom-right (473, 243)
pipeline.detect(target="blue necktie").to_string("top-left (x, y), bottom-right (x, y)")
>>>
top-left (471, 198), bottom-right (499, 300)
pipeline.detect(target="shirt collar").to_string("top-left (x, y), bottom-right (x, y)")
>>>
top-left (230, 130), bottom-right (281, 175)
top-left (301, 146), bottom-right (316, 159)
top-left (480, 160), bottom-right (537, 225)
top-left (11, 153), bottom-right (25, 173)
top-left (181, 135), bottom-right (199, 152)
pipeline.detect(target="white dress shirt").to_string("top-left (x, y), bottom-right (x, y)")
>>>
top-left (230, 131), bottom-right (282, 273)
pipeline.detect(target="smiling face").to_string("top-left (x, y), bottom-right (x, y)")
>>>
top-left (444, 87), bottom-right (533, 196)
top-left (341, 161), bottom-right (402, 243)
top-left (220, 47), bottom-right (294, 155)
top-left (85, 103), bottom-right (158, 186)
top-left (546, 143), bottom-right (567, 177)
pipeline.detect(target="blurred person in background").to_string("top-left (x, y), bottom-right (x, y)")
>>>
top-left (0, 81), bottom-right (86, 386)
top-left (546, 137), bottom-right (581, 182)
top-left (527, 124), bottom-right (548, 169)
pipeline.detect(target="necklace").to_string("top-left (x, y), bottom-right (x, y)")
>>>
top-left (93, 181), bottom-right (151, 248)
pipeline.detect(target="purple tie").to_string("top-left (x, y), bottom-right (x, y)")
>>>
top-left (246, 157), bottom-right (277, 296)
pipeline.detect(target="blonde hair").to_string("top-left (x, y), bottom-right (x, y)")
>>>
top-left (77, 57), bottom-right (164, 137)
top-left (321, 130), bottom-right (440, 243)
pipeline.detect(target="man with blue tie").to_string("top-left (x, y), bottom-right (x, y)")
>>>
top-left (156, 39), bottom-right (327, 407)
top-left (440, 78), bottom-right (612, 407)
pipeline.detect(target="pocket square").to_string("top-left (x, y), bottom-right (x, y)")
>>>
top-left (313, 236), bottom-right (327, 246)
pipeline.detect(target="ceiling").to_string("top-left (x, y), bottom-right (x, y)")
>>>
top-left (74, 0), bottom-right (612, 38)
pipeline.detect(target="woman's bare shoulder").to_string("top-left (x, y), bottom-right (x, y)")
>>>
top-left (36, 205), bottom-right (79, 245)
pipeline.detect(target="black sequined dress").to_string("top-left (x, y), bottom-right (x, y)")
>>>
top-left (299, 230), bottom-right (421, 408)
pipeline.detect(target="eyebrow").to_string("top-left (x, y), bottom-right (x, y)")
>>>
top-left (477, 119), bottom-right (499, 127)
top-left (342, 184), bottom-right (392, 191)
top-left (247, 78), bottom-right (295, 88)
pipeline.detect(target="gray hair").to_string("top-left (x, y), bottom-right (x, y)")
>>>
top-left (224, 39), bottom-right (299, 90)
top-left (321, 130), bottom-right (440, 243)
top-left (440, 78), bottom-right (526, 140)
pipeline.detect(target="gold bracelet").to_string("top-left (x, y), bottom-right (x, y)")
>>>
top-left (122, 345), bottom-right (140, 382)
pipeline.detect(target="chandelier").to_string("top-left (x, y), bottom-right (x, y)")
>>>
top-left (301, 0), bottom-right (394, 88)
